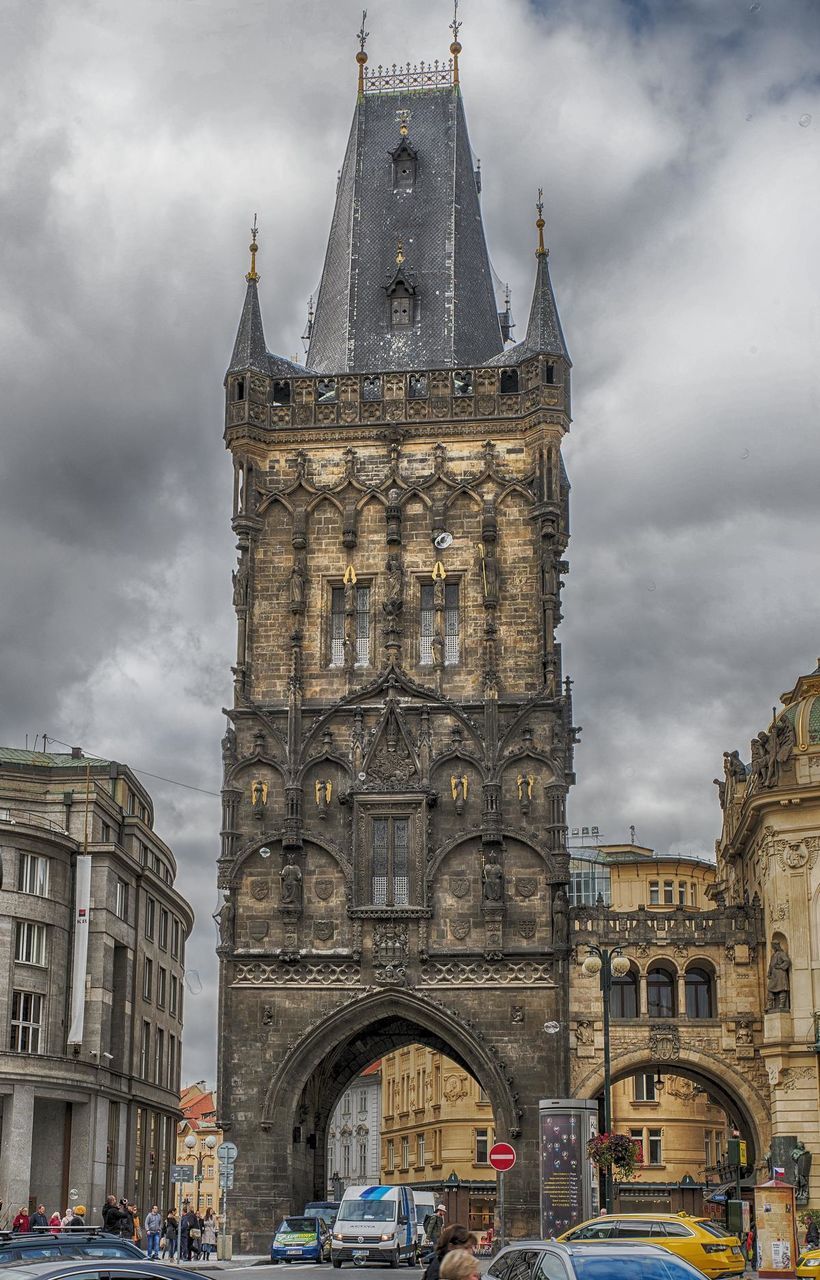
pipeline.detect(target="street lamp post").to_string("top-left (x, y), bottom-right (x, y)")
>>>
top-left (184, 1132), bottom-right (218, 1214)
top-left (581, 943), bottom-right (632, 1214)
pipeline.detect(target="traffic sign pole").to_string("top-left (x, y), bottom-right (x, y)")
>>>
top-left (488, 1143), bottom-right (517, 1247)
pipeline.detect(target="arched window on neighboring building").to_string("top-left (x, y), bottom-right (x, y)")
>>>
top-left (685, 965), bottom-right (715, 1019)
top-left (647, 965), bottom-right (676, 1018)
top-left (610, 965), bottom-right (639, 1019)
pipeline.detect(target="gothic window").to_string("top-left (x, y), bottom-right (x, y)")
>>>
top-left (500, 369), bottom-right (519, 395)
top-left (545, 362), bottom-right (556, 385)
top-left (610, 966), bottom-right (639, 1019)
top-left (363, 375), bottom-right (382, 401)
top-left (316, 378), bottom-right (337, 402)
top-left (647, 965), bottom-right (675, 1018)
top-left (232, 377), bottom-right (245, 402)
top-left (685, 966), bottom-right (715, 1019)
top-left (372, 817), bottom-right (410, 906)
top-left (272, 380), bottom-right (291, 405)
top-left (408, 373), bottom-right (428, 399)
top-left (419, 580), bottom-right (460, 665)
top-left (453, 370), bottom-right (473, 396)
top-left (329, 584), bottom-right (371, 667)
top-left (390, 286), bottom-right (413, 327)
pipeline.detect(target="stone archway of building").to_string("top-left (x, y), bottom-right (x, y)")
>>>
top-left (260, 988), bottom-right (516, 1224)
top-left (574, 1047), bottom-right (769, 1172)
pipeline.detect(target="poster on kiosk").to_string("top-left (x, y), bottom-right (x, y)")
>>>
top-left (754, 1183), bottom-right (798, 1279)
top-left (539, 1099), bottom-right (599, 1238)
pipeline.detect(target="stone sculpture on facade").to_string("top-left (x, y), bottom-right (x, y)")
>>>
top-left (215, 894), bottom-right (234, 948)
top-left (552, 885), bottom-right (569, 948)
top-left (482, 851), bottom-right (504, 903)
top-left (792, 1140), bottom-right (812, 1204)
top-left (766, 939), bottom-right (791, 1011)
top-left (280, 857), bottom-right (303, 910)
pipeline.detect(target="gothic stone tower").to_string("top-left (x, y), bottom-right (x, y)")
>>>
top-left (217, 33), bottom-right (577, 1249)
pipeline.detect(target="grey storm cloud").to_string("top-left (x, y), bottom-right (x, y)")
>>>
top-left (1, 0), bottom-right (818, 1081)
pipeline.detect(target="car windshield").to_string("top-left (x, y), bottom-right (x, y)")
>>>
top-left (278, 1219), bottom-right (317, 1234)
top-left (338, 1200), bottom-right (396, 1223)
top-left (569, 1255), bottom-right (702, 1280)
top-left (697, 1222), bottom-right (734, 1239)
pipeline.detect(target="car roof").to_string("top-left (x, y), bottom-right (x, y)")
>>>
top-left (493, 1242), bottom-right (673, 1256)
top-left (0, 1265), bottom-right (205, 1280)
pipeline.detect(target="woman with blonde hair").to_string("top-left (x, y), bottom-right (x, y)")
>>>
top-left (424, 1227), bottom-right (478, 1280)
top-left (439, 1249), bottom-right (481, 1280)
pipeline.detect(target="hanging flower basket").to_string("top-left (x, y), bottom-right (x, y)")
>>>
top-left (587, 1132), bottom-right (642, 1181)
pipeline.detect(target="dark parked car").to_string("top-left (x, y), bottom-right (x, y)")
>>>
top-left (0, 1263), bottom-right (199, 1280)
top-left (487, 1240), bottom-right (726, 1280)
top-left (0, 1232), bottom-right (144, 1265)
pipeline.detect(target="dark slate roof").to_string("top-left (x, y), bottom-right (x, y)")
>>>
top-left (487, 250), bottom-right (570, 367)
top-left (227, 279), bottom-right (311, 379)
top-left (307, 87), bottom-right (504, 373)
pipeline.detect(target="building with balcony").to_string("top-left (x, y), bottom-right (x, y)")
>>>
top-left (0, 748), bottom-right (194, 1219)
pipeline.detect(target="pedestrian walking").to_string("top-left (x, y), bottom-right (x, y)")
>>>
top-left (145, 1206), bottom-right (162, 1260)
top-left (102, 1196), bottom-right (122, 1234)
top-left (49, 1212), bottom-right (62, 1231)
top-left (69, 1207), bottom-right (86, 1228)
top-left (12, 1208), bottom-right (30, 1233)
top-left (200, 1209), bottom-right (217, 1260)
top-left (806, 1220), bottom-right (820, 1250)
top-left (423, 1226), bottom-right (478, 1280)
top-left (129, 1204), bottom-right (141, 1247)
top-left (439, 1249), bottom-right (481, 1280)
top-left (30, 1205), bottom-right (49, 1231)
top-left (162, 1210), bottom-right (179, 1260)
top-left (117, 1200), bottom-right (135, 1241)
top-left (179, 1206), bottom-right (199, 1261)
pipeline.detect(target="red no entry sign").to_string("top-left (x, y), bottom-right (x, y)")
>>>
top-left (489, 1142), bottom-right (517, 1172)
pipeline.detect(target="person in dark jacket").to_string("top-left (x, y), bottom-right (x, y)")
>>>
top-left (806, 1220), bottom-right (820, 1250)
top-left (117, 1199), bottom-right (135, 1241)
top-left (424, 1226), bottom-right (478, 1280)
top-left (162, 1210), bottom-right (179, 1260)
top-left (180, 1207), bottom-right (199, 1261)
top-left (30, 1206), bottom-right (49, 1231)
top-left (102, 1196), bottom-right (122, 1234)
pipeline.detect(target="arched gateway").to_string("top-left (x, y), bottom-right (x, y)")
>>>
top-left (217, 28), bottom-right (577, 1253)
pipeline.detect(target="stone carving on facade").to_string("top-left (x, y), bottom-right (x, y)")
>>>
top-left (575, 1020), bottom-right (594, 1046)
top-left (482, 851), bottom-right (504, 903)
top-left (314, 921), bottom-right (335, 942)
top-left (262, 1005), bottom-right (273, 1026)
top-left (516, 878), bottom-right (537, 898)
top-left (516, 772), bottom-right (534, 815)
top-left (511, 1005), bottom-right (524, 1024)
top-left (251, 779), bottom-right (268, 819)
top-left (280, 856), bottom-right (303, 911)
top-left (552, 885), bottom-right (569, 948)
top-left (450, 773), bottom-right (468, 815)
top-left (373, 921), bottom-right (408, 985)
top-left (443, 1073), bottom-right (468, 1102)
top-left (663, 1076), bottom-right (701, 1102)
top-left (649, 1025), bottom-right (680, 1061)
top-left (516, 921), bottom-right (536, 940)
top-left (314, 779), bottom-right (333, 817)
top-left (792, 1141), bottom-right (812, 1203)
top-left (766, 939), bottom-right (791, 1011)
top-left (232, 562), bottom-right (249, 608)
top-left (420, 959), bottom-right (556, 986)
top-left (234, 960), bottom-right (360, 985)
top-left (248, 919), bottom-right (269, 941)
top-left (250, 878), bottom-right (270, 901)
top-left (774, 836), bottom-right (820, 873)
top-left (221, 726), bottom-right (237, 779)
top-left (315, 878), bottom-right (335, 901)
top-left (214, 894), bottom-right (234, 949)
top-left (778, 1067), bottom-right (813, 1093)
top-left (450, 876), bottom-right (470, 898)
top-left (383, 553), bottom-right (404, 616)
top-left (735, 1019), bottom-right (754, 1048)
top-left (289, 559), bottom-right (306, 612)
top-left (450, 920), bottom-right (471, 940)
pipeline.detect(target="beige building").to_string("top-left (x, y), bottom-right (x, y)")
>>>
top-left (380, 1045), bottom-right (496, 1232)
top-left (176, 1083), bottom-right (223, 1217)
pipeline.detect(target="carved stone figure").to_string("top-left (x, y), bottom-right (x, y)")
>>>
top-left (764, 717), bottom-right (795, 788)
top-left (251, 779), bottom-right (268, 818)
top-left (450, 773), bottom-right (468, 815)
top-left (552, 886), bottom-right (569, 948)
top-left (262, 1005), bottom-right (273, 1026)
top-left (383, 554), bottom-right (404, 616)
top-left (215, 895), bottom-right (234, 948)
top-left (511, 1006), bottom-right (524, 1024)
top-left (290, 561), bottom-right (306, 610)
top-left (735, 1019), bottom-right (753, 1046)
top-left (232, 563), bottom-right (249, 607)
top-left (749, 732), bottom-right (768, 787)
top-left (280, 857), bottom-right (303, 909)
top-left (724, 750), bottom-right (747, 784)
top-left (766, 939), bottom-right (791, 1011)
top-left (712, 776), bottom-right (726, 808)
top-left (480, 545), bottom-right (500, 605)
top-left (315, 779), bottom-right (332, 816)
top-left (575, 1020), bottom-right (594, 1046)
top-left (482, 852), bottom-right (504, 903)
top-left (221, 726), bottom-right (237, 774)
top-left (792, 1141), bottom-right (812, 1203)
top-left (517, 773), bottom-right (534, 814)
top-left (431, 630), bottom-right (445, 669)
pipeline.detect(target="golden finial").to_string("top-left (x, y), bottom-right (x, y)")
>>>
top-left (246, 214), bottom-right (260, 282)
top-left (397, 108), bottom-right (410, 137)
top-left (396, 239), bottom-right (405, 267)
top-left (450, 0), bottom-right (462, 86)
top-left (356, 9), bottom-right (369, 96)
top-left (535, 188), bottom-right (547, 257)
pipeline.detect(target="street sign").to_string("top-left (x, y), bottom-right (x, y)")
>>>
top-left (219, 1170), bottom-right (235, 1190)
top-left (489, 1142), bottom-right (517, 1172)
top-left (217, 1141), bottom-right (238, 1163)
top-left (172, 1164), bottom-right (195, 1183)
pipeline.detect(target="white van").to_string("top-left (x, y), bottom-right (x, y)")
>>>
top-left (413, 1191), bottom-right (437, 1246)
top-left (331, 1184), bottom-right (416, 1267)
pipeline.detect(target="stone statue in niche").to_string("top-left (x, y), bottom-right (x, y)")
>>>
top-left (766, 939), bottom-right (791, 1011)
top-left (517, 773), bottom-right (535, 815)
top-left (431, 630), bottom-right (445, 670)
top-left (251, 779), bottom-right (268, 819)
top-left (214, 894), bottom-right (234, 948)
top-left (383, 554), bottom-right (404, 616)
top-left (290, 560), bottom-right (306, 611)
top-left (280, 856), bottom-right (303, 910)
top-left (232, 563), bottom-right (249, 608)
top-left (221, 727), bottom-right (236, 776)
top-left (552, 886), bottom-right (569, 948)
top-left (480, 544), bottom-right (500, 605)
top-left (482, 851), bottom-right (504, 904)
top-left (262, 1006), bottom-right (273, 1027)
top-left (792, 1140), bottom-right (812, 1204)
top-left (315, 779), bottom-right (332, 817)
top-left (450, 774), bottom-right (468, 816)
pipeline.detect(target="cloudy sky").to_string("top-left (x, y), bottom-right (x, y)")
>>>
top-left (1, 0), bottom-right (818, 1083)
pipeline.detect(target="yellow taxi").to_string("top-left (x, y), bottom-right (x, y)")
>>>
top-left (558, 1212), bottom-right (745, 1279)
top-left (798, 1247), bottom-right (820, 1277)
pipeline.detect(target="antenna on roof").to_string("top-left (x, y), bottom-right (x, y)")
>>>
top-left (450, 0), bottom-right (462, 86)
top-left (629, 824), bottom-right (636, 844)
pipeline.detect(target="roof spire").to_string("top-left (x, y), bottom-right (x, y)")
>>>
top-left (450, 0), bottom-right (462, 87)
top-left (246, 214), bottom-right (260, 282)
top-left (356, 9), bottom-right (369, 97)
top-left (535, 188), bottom-right (547, 257)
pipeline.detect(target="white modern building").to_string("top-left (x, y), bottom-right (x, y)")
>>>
top-left (326, 1062), bottom-right (381, 1196)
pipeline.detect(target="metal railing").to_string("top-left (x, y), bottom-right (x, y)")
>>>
top-left (0, 807), bottom-right (68, 835)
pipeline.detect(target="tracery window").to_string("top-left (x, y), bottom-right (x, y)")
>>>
top-left (330, 584), bottom-right (371, 668)
top-left (420, 580), bottom-right (460, 665)
top-left (372, 817), bottom-right (410, 906)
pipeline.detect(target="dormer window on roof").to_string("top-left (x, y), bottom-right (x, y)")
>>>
top-left (384, 242), bottom-right (417, 328)
top-left (391, 138), bottom-right (418, 190)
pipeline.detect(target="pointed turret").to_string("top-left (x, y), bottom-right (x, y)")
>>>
top-left (488, 192), bottom-right (570, 367)
top-left (227, 218), bottom-right (269, 376)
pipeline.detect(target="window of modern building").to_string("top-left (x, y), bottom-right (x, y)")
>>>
top-left (663, 880), bottom-right (674, 905)
top-left (372, 816), bottom-right (410, 906)
top-left (145, 896), bottom-right (156, 940)
top-left (169, 1035), bottom-right (177, 1090)
top-left (342, 1143), bottom-right (351, 1178)
top-left (18, 852), bottom-right (49, 897)
top-left (569, 858), bottom-right (611, 906)
top-left (386, 1139), bottom-right (395, 1172)
top-left (14, 920), bottom-right (47, 967)
top-left (159, 908), bottom-right (169, 951)
top-left (100, 820), bottom-right (111, 842)
top-left (170, 974), bottom-right (178, 1016)
top-left (647, 967), bottom-right (675, 1018)
top-left (157, 967), bottom-right (167, 1009)
top-left (647, 1129), bottom-right (663, 1165)
top-left (649, 881), bottom-right (660, 906)
top-left (171, 917), bottom-right (180, 958)
top-left (685, 966), bottom-right (715, 1019)
top-left (140, 1020), bottom-right (151, 1078)
top-left (10, 990), bottom-right (43, 1053)
top-left (475, 1128), bottom-right (490, 1165)
top-left (143, 957), bottom-right (153, 1002)
top-left (633, 1072), bottom-right (656, 1102)
top-left (610, 967), bottom-right (639, 1019)
top-left (419, 580), bottom-right (460, 665)
top-left (155, 1028), bottom-right (164, 1084)
top-left (115, 878), bottom-right (129, 921)
top-left (401, 1136), bottom-right (409, 1170)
